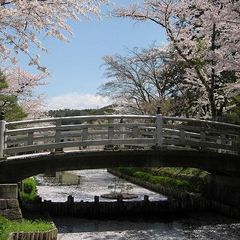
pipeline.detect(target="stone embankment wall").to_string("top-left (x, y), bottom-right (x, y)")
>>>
top-left (0, 184), bottom-right (22, 220)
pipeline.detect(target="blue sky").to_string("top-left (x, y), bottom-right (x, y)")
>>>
top-left (35, 0), bottom-right (167, 109)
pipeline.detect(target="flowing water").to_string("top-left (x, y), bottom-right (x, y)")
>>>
top-left (36, 169), bottom-right (240, 240)
top-left (36, 169), bottom-right (167, 202)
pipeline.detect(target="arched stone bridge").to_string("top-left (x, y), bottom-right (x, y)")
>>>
top-left (0, 114), bottom-right (239, 183)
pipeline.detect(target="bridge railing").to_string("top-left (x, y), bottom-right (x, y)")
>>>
top-left (0, 115), bottom-right (239, 158)
top-left (162, 117), bottom-right (240, 154)
top-left (2, 115), bottom-right (156, 157)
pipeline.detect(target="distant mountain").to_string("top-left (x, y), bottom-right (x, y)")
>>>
top-left (48, 105), bottom-right (115, 118)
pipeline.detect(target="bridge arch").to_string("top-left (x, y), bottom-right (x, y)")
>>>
top-left (0, 115), bottom-right (239, 183)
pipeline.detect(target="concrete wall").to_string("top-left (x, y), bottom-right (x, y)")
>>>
top-left (0, 184), bottom-right (22, 220)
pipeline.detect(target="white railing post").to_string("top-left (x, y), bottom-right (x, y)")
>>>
top-left (106, 119), bottom-right (114, 150)
top-left (55, 119), bottom-right (62, 143)
top-left (132, 126), bottom-right (139, 138)
top-left (200, 131), bottom-right (206, 151)
top-left (156, 113), bottom-right (163, 147)
top-left (27, 131), bottom-right (34, 146)
top-left (180, 129), bottom-right (186, 146)
top-left (54, 119), bottom-right (63, 153)
top-left (108, 125), bottom-right (114, 140)
top-left (82, 127), bottom-right (88, 149)
top-left (0, 119), bottom-right (6, 159)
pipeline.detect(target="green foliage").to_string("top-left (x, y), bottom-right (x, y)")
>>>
top-left (116, 167), bottom-right (193, 192)
top-left (116, 167), bottom-right (137, 176)
top-left (0, 73), bottom-right (8, 89)
top-left (133, 171), bottom-right (190, 191)
top-left (0, 216), bottom-right (53, 240)
top-left (3, 99), bottom-right (27, 121)
top-left (19, 178), bottom-right (37, 202)
top-left (150, 167), bottom-right (209, 179)
top-left (133, 171), bottom-right (151, 181)
top-left (224, 95), bottom-right (240, 124)
top-left (0, 71), bottom-right (27, 121)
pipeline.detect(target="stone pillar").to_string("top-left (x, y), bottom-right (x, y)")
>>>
top-left (94, 196), bottom-right (99, 203)
top-left (0, 184), bottom-right (22, 220)
top-left (144, 195), bottom-right (149, 203)
top-left (0, 118), bottom-right (6, 159)
top-left (67, 195), bottom-right (74, 204)
top-left (156, 113), bottom-right (163, 148)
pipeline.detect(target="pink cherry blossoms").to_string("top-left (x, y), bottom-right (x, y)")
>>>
top-left (0, 0), bottom-right (107, 119)
top-left (1, 67), bottom-right (47, 118)
top-left (115, 0), bottom-right (240, 119)
top-left (0, 0), bottom-right (107, 70)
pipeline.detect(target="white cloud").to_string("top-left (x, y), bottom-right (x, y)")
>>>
top-left (47, 92), bottom-right (112, 110)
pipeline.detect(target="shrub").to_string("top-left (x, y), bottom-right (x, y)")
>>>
top-left (116, 167), bottom-right (136, 176)
top-left (115, 168), bottom-right (192, 192)
top-left (19, 177), bottom-right (37, 202)
top-left (133, 171), bottom-right (151, 181)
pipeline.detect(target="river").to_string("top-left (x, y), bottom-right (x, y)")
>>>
top-left (36, 169), bottom-right (240, 240)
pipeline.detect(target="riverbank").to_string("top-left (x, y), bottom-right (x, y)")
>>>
top-left (0, 179), bottom-right (57, 240)
top-left (36, 169), bottom-right (166, 202)
top-left (31, 169), bottom-right (209, 219)
top-left (35, 169), bottom-right (240, 240)
top-left (0, 215), bottom-right (56, 240)
top-left (108, 168), bottom-right (240, 218)
top-left (107, 168), bottom-right (204, 200)
top-left (34, 169), bottom-right (240, 219)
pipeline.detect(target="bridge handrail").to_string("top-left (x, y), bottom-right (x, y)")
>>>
top-left (163, 116), bottom-right (240, 129)
top-left (1, 114), bottom-right (239, 159)
top-left (6, 115), bottom-right (240, 129)
top-left (5, 115), bottom-right (156, 127)
top-left (6, 123), bottom-right (156, 135)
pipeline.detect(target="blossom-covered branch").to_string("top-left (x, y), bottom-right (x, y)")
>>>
top-left (115, 0), bottom-right (240, 119)
top-left (0, 0), bottom-right (107, 70)
top-left (1, 67), bottom-right (48, 118)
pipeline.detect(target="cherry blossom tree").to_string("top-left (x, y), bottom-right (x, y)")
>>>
top-left (115, 0), bottom-right (240, 119)
top-left (99, 46), bottom-right (183, 114)
top-left (0, 0), bottom-right (107, 119)
top-left (0, 68), bottom-right (47, 119)
top-left (0, 0), bottom-right (107, 70)
top-left (0, 71), bottom-right (26, 121)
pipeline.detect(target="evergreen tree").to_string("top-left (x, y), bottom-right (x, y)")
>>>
top-left (0, 72), bottom-right (26, 121)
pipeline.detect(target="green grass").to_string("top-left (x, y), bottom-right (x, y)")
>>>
top-left (115, 167), bottom-right (209, 193)
top-left (0, 216), bottom-right (53, 240)
top-left (19, 177), bottom-right (37, 202)
top-left (133, 171), bottom-right (191, 191)
top-left (150, 167), bottom-right (209, 178)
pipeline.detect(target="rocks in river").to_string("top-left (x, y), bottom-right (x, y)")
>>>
top-left (101, 192), bottom-right (138, 200)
